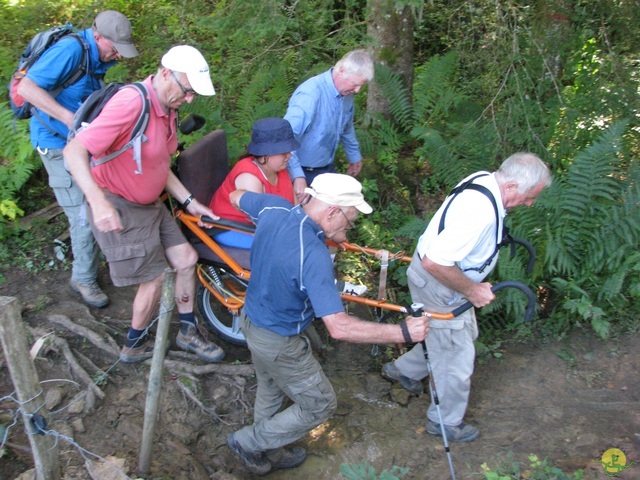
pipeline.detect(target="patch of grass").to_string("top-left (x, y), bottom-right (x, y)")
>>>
top-left (481, 453), bottom-right (584, 479)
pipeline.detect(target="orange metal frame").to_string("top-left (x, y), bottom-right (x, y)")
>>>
top-left (176, 210), bottom-right (457, 320)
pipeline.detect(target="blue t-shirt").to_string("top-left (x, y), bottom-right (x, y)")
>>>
top-left (284, 69), bottom-right (361, 180)
top-left (239, 192), bottom-right (344, 336)
top-left (26, 28), bottom-right (114, 149)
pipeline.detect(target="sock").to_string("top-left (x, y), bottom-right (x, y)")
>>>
top-left (179, 312), bottom-right (196, 334)
top-left (125, 327), bottom-right (146, 348)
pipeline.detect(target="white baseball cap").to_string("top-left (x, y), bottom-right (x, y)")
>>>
top-left (305, 173), bottom-right (372, 214)
top-left (161, 45), bottom-right (215, 96)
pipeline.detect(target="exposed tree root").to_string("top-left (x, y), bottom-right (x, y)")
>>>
top-left (48, 314), bottom-right (120, 358)
top-left (175, 376), bottom-right (232, 425)
top-left (160, 359), bottom-right (254, 377)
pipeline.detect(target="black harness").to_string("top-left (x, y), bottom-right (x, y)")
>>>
top-left (438, 173), bottom-right (513, 274)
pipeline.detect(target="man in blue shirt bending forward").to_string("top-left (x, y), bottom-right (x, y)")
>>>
top-left (284, 50), bottom-right (374, 203)
top-left (225, 173), bottom-right (429, 475)
top-left (18, 10), bottom-right (138, 308)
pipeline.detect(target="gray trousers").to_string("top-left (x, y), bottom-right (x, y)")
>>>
top-left (38, 147), bottom-right (99, 284)
top-left (394, 252), bottom-right (478, 426)
top-left (234, 313), bottom-right (337, 453)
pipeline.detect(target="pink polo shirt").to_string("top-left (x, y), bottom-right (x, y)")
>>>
top-left (75, 76), bottom-right (178, 205)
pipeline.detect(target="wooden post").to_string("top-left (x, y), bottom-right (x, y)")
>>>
top-left (0, 296), bottom-right (60, 480)
top-left (138, 269), bottom-right (176, 474)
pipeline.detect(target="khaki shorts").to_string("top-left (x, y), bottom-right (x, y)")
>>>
top-left (87, 194), bottom-right (187, 287)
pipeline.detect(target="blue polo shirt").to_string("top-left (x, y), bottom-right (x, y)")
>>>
top-left (239, 192), bottom-right (344, 336)
top-left (284, 69), bottom-right (361, 180)
top-left (26, 28), bottom-right (114, 149)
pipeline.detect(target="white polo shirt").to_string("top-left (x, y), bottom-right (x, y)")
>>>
top-left (416, 172), bottom-right (505, 283)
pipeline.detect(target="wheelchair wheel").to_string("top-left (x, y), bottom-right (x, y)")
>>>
top-left (196, 267), bottom-right (247, 346)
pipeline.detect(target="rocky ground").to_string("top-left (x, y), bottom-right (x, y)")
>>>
top-left (0, 261), bottom-right (639, 480)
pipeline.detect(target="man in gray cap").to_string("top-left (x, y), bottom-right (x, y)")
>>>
top-left (225, 174), bottom-right (429, 475)
top-left (64, 46), bottom-right (224, 364)
top-left (18, 10), bottom-right (138, 308)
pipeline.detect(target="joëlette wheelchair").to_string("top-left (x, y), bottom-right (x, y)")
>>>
top-left (172, 129), bottom-right (537, 348)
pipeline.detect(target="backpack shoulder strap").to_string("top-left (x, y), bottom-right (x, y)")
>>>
top-left (438, 173), bottom-right (492, 234)
top-left (90, 83), bottom-right (151, 174)
top-left (437, 172), bottom-right (505, 274)
top-left (48, 34), bottom-right (90, 95)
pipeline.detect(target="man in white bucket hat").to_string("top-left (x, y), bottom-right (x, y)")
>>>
top-left (225, 173), bottom-right (429, 475)
top-left (64, 45), bottom-right (224, 364)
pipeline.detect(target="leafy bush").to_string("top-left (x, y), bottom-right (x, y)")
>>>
top-left (482, 453), bottom-right (584, 480)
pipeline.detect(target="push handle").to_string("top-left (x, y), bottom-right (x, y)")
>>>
top-left (510, 237), bottom-right (536, 275)
top-left (450, 280), bottom-right (536, 322)
top-left (200, 215), bottom-right (256, 234)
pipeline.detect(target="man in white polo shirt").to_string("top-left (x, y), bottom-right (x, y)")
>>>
top-left (382, 152), bottom-right (552, 442)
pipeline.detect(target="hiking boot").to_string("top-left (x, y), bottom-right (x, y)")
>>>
top-left (267, 446), bottom-right (307, 470)
top-left (426, 419), bottom-right (480, 443)
top-left (337, 280), bottom-right (368, 296)
top-left (69, 279), bottom-right (109, 308)
top-left (381, 362), bottom-right (423, 395)
top-left (227, 433), bottom-right (272, 475)
top-left (176, 323), bottom-right (225, 362)
top-left (120, 340), bottom-right (154, 363)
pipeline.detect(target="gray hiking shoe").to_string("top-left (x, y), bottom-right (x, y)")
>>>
top-left (120, 340), bottom-right (154, 363)
top-left (381, 362), bottom-right (423, 395)
top-left (426, 419), bottom-right (480, 443)
top-left (69, 279), bottom-right (109, 308)
top-left (267, 446), bottom-right (307, 470)
top-left (176, 323), bottom-right (225, 362)
top-left (227, 433), bottom-right (272, 475)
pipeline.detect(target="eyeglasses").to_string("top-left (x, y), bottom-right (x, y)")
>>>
top-left (339, 209), bottom-right (356, 230)
top-left (170, 71), bottom-right (196, 96)
top-left (101, 36), bottom-right (118, 55)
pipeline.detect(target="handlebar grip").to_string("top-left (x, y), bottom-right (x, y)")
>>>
top-left (200, 216), bottom-right (256, 234)
top-left (410, 302), bottom-right (424, 317)
top-left (449, 280), bottom-right (536, 322)
top-left (511, 237), bottom-right (536, 275)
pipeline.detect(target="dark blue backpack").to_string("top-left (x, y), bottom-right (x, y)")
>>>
top-left (68, 82), bottom-right (151, 173)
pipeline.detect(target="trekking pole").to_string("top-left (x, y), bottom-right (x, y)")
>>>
top-left (411, 302), bottom-right (457, 480)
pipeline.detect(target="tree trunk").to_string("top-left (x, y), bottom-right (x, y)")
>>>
top-left (366, 0), bottom-right (415, 122)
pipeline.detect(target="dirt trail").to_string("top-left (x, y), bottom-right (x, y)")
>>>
top-left (0, 267), bottom-right (638, 480)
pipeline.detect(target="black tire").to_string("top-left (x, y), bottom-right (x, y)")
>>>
top-left (196, 267), bottom-right (247, 346)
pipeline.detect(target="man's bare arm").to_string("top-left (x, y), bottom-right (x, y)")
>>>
top-left (17, 76), bottom-right (75, 128)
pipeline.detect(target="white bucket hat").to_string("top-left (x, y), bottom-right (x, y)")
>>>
top-left (161, 45), bottom-right (215, 96)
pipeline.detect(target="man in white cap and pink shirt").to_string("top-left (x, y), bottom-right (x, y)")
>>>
top-left (64, 45), bottom-right (224, 364)
top-left (225, 174), bottom-right (430, 475)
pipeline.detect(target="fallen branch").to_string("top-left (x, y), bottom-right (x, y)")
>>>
top-left (160, 359), bottom-right (254, 377)
top-left (51, 336), bottom-right (105, 400)
top-left (48, 314), bottom-right (119, 358)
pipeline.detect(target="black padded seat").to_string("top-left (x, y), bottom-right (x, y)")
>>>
top-left (177, 129), bottom-right (251, 269)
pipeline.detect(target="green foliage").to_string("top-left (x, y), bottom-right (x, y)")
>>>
top-left (0, 101), bottom-right (38, 236)
top-left (538, 121), bottom-right (640, 337)
top-left (340, 462), bottom-right (409, 480)
top-left (482, 453), bottom-right (584, 480)
top-left (1, 0), bottom-right (640, 340)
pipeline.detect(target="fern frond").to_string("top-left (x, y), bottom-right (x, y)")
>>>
top-left (374, 64), bottom-right (413, 132)
top-left (545, 120), bottom-right (627, 276)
